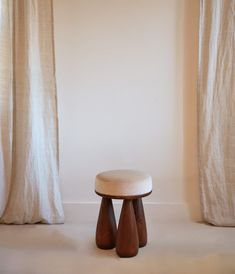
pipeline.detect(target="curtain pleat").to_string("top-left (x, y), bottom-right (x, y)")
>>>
top-left (198, 0), bottom-right (235, 226)
top-left (0, 0), bottom-right (64, 224)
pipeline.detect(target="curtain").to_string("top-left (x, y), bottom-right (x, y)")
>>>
top-left (0, 0), bottom-right (64, 224)
top-left (198, 0), bottom-right (235, 226)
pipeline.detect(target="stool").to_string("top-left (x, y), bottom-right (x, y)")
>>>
top-left (95, 169), bottom-right (152, 257)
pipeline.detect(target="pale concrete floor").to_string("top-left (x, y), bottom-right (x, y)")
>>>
top-left (0, 218), bottom-right (235, 274)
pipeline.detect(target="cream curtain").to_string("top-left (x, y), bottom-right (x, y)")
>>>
top-left (0, 0), bottom-right (64, 224)
top-left (198, 0), bottom-right (235, 226)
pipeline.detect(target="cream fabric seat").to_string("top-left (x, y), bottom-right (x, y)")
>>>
top-left (95, 170), bottom-right (152, 197)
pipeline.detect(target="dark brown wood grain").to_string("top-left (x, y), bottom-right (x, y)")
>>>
top-left (116, 200), bottom-right (139, 257)
top-left (133, 198), bottom-right (147, 247)
top-left (96, 197), bottom-right (117, 249)
top-left (95, 190), bottom-right (152, 200)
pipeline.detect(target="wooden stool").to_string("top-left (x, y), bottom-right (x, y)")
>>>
top-left (95, 170), bottom-right (152, 257)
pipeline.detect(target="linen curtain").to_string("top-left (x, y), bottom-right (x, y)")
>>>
top-left (0, 0), bottom-right (64, 224)
top-left (198, 0), bottom-right (235, 226)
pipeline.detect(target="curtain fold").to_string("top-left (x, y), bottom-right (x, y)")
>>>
top-left (198, 0), bottom-right (235, 226)
top-left (0, 0), bottom-right (64, 224)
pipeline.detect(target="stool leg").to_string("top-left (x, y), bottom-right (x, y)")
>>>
top-left (133, 198), bottom-right (147, 247)
top-left (96, 197), bottom-right (117, 249)
top-left (116, 200), bottom-right (139, 257)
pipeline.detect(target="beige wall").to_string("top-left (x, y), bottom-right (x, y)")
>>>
top-left (183, 0), bottom-right (201, 220)
top-left (54, 0), bottom-right (200, 219)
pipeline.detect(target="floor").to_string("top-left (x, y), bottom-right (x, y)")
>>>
top-left (0, 210), bottom-right (235, 274)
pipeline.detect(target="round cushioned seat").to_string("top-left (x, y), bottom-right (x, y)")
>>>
top-left (95, 169), bottom-right (152, 198)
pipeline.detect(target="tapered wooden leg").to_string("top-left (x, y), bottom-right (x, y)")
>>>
top-left (133, 198), bottom-right (147, 247)
top-left (116, 200), bottom-right (139, 257)
top-left (96, 197), bottom-right (117, 249)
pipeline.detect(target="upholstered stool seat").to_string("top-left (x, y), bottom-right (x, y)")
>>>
top-left (95, 169), bottom-right (152, 257)
top-left (95, 170), bottom-right (152, 197)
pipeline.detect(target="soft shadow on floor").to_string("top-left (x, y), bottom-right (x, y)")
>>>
top-left (91, 242), bottom-right (119, 258)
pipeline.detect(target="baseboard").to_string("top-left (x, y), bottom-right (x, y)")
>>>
top-left (62, 202), bottom-right (190, 223)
